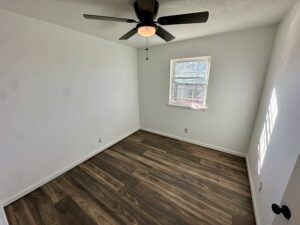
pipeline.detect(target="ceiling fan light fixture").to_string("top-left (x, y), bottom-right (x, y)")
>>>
top-left (137, 25), bottom-right (157, 37)
top-left (83, 0), bottom-right (210, 42)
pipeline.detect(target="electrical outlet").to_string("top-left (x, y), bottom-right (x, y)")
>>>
top-left (99, 137), bottom-right (102, 143)
top-left (184, 128), bottom-right (188, 134)
top-left (259, 181), bottom-right (263, 193)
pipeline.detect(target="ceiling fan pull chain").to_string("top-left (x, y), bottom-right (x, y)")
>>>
top-left (146, 37), bottom-right (149, 60)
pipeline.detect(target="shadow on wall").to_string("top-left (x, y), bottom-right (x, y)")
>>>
top-left (257, 88), bottom-right (278, 175)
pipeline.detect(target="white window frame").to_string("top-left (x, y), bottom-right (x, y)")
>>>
top-left (168, 56), bottom-right (211, 110)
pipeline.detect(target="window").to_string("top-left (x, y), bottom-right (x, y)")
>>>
top-left (168, 56), bottom-right (211, 110)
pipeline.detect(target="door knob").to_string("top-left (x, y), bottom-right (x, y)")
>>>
top-left (272, 204), bottom-right (291, 220)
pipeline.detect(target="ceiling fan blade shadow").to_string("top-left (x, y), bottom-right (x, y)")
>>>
top-left (157, 11), bottom-right (209, 25)
top-left (156, 26), bottom-right (175, 42)
top-left (83, 14), bottom-right (137, 23)
top-left (119, 28), bottom-right (138, 40)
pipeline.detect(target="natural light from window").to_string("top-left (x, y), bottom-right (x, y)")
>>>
top-left (258, 88), bottom-right (278, 175)
top-left (168, 57), bottom-right (211, 110)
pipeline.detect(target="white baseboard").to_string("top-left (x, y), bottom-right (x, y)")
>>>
top-left (140, 127), bottom-right (246, 157)
top-left (246, 156), bottom-right (260, 225)
top-left (0, 204), bottom-right (9, 225)
top-left (1, 128), bottom-right (139, 207)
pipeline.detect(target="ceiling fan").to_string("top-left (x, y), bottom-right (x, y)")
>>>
top-left (83, 0), bottom-right (209, 42)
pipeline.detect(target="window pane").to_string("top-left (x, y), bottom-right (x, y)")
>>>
top-left (173, 83), bottom-right (206, 103)
top-left (174, 60), bottom-right (208, 79)
top-left (198, 61), bottom-right (208, 78)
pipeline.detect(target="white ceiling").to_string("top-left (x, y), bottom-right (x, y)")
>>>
top-left (0, 0), bottom-right (297, 48)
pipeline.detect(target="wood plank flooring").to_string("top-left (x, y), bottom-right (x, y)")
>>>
top-left (5, 130), bottom-right (256, 225)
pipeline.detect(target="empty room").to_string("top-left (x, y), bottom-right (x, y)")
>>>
top-left (0, 0), bottom-right (300, 225)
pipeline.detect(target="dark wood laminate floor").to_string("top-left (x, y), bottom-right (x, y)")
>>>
top-left (5, 131), bottom-right (256, 225)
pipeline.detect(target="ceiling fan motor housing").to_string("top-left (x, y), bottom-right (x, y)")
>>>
top-left (134, 0), bottom-right (159, 23)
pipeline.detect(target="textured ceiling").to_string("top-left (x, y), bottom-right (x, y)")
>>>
top-left (0, 0), bottom-right (297, 48)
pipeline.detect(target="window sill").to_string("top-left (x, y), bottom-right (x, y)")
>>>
top-left (168, 103), bottom-right (208, 111)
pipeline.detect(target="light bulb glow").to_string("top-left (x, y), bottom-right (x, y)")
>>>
top-left (138, 26), bottom-right (156, 37)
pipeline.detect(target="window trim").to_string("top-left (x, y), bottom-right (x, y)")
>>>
top-left (168, 56), bottom-right (211, 110)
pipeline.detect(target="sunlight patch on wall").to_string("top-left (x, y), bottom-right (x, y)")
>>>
top-left (258, 88), bottom-right (278, 175)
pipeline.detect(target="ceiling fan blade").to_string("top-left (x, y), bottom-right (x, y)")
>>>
top-left (156, 26), bottom-right (175, 42)
top-left (119, 28), bottom-right (137, 40)
top-left (83, 14), bottom-right (137, 23)
top-left (157, 11), bottom-right (209, 25)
